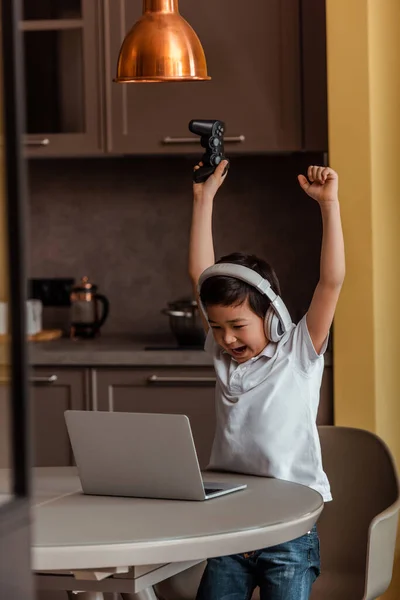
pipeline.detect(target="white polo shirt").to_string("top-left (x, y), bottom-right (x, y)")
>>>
top-left (205, 314), bottom-right (332, 501)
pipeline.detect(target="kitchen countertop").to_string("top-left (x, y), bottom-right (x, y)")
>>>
top-left (27, 335), bottom-right (332, 368)
top-left (29, 335), bottom-right (214, 367)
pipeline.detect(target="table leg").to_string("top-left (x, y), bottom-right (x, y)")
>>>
top-left (121, 587), bottom-right (158, 599)
top-left (64, 582), bottom-right (158, 600)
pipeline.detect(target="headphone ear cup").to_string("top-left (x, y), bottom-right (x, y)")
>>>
top-left (264, 306), bottom-right (274, 341)
top-left (264, 306), bottom-right (284, 343)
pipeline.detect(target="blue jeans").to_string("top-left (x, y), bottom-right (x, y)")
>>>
top-left (196, 525), bottom-right (320, 600)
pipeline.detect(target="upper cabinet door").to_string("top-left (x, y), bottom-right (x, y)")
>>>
top-left (104, 0), bottom-right (303, 154)
top-left (21, 0), bottom-right (104, 157)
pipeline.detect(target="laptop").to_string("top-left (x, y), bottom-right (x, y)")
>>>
top-left (64, 410), bottom-right (247, 501)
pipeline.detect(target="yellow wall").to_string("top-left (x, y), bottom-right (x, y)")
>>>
top-left (368, 0), bottom-right (400, 464)
top-left (326, 1), bottom-right (400, 597)
top-left (326, 0), bottom-right (376, 431)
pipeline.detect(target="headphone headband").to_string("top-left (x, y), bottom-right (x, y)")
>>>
top-left (197, 263), bottom-right (293, 339)
top-left (198, 263), bottom-right (279, 303)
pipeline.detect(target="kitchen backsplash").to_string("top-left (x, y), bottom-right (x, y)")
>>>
top-left (28, 153), bottom-right (324, 336)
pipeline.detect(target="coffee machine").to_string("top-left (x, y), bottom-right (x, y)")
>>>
top-left (70, 276), bottom-right (109, 339)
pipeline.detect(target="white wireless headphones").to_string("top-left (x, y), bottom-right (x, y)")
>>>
top-left (197, 263), bottom-right (293, 343)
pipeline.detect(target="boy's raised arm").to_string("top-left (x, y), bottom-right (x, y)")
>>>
top-left (298, 166), bottom-right (345, 354)
top-left (189, 160), bottom-right (229, 320)
top-left (189, 160), bottom-right (229, 332)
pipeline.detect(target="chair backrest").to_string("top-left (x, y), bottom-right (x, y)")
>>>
top-left (156, 426), bottom-right (400, 600)
top-left (315, 426), bottom-right (400, 599)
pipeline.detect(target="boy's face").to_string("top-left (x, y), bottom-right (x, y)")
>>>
top-left (206, 298), bottom-right (268, 363)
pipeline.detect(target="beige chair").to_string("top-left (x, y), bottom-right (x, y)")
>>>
top-left (155, 426), bottom-right (400, 600)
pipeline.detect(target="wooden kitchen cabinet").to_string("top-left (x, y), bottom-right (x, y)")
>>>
top-left (31, 367), bottom-right (89, 466)
top-left (104, 0), bottom-right (313, 154)
top-left (21, 0), bottom-right (104, 157)
top-left (23, 0), bottom-right (327, 158)
top-left (28, 361), bottom-right (332, 468)
top-left (94, 367), bottom-right (217, 469)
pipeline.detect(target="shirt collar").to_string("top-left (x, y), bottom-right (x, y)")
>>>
top-left (254, 341), bottom-right (276, 360)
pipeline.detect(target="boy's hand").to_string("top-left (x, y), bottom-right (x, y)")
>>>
top-left (193, 160), bottom-right (229, 200)
top-left (297, 166), bottom-right (338, 205)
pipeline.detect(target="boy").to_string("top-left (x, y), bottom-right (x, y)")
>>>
top-left (188, 161), bottom-right (345, 600)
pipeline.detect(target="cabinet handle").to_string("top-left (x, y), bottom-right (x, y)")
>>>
top-left (24, 138), bottom-right (50, 147)
top-left (0, 375), bottom-right (58, 385)
top-left (162, 135), bottom-right (245, 145)
top-left (30, 375), bottom-right (58, 385)
top-left (147, 375), bottom-right (216, 386)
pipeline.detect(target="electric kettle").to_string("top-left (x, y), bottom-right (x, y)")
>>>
top-left (70, 276), bottom-right (109, 339)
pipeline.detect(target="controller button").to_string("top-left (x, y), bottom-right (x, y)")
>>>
top-left (215, 156), bottom-right (221, 165)
top-left (213, 138), bottom-right (220, 146)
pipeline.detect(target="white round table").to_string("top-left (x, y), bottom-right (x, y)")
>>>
top-left (0, 467), bottom-right (324, 599)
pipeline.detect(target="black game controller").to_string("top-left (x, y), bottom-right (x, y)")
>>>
top-left (189, 119), bottom-right (229, 183)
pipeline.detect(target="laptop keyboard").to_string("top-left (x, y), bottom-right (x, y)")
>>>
top-left (204, 488), bottom-right (224, 495)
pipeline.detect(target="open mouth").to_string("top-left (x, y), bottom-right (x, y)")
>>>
top-left (230, 345), bottom-right (248, 357)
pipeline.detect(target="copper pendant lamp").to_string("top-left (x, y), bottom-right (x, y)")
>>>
top-left (114, 0), bottom-right (211, 83)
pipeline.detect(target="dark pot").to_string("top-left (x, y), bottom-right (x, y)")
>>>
top-left (162, 299), bottom-right (205, 348)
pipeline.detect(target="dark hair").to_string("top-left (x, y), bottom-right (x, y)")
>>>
top-left (200, 252), bottom-right (281, 319)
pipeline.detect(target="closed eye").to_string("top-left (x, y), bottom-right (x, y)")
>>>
top-left (233, 325), bottom-right (245, 329)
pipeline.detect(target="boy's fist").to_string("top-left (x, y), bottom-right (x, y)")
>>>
top-left (193, 160), bottom-right (229, 199)
top-left (298, 166), bottom-right (338, 205)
